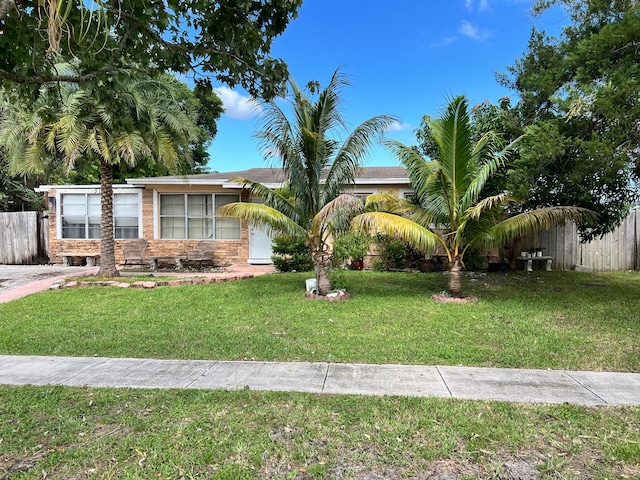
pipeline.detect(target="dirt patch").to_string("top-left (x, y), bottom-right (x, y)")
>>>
top-left (431, 294), bottom-right (478, 304)
top-left (306, 290), bottom-right (351, 301)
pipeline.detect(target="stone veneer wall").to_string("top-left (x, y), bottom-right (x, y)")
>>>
top-left (46, 188), bottom-right (250, 266)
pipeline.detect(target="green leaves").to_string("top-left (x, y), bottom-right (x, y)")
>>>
top-left (504, 0), bottom-right (640, 240)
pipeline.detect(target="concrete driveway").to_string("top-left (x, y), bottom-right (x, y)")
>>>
top-left (0, 264), bottom-right (97, 302)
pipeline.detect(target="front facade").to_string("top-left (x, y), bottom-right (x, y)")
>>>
top-left (38, 167), bottom-right (412, 266)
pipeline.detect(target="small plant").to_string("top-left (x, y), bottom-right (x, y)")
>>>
top-left (271, 236), bottom-right (313, 273)
top-left (333, 232), bottom-right (371, 268)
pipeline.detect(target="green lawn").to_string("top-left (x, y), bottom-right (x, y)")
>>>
top-left (1, 270), bottom-right (639, 371)
top-left (1, 270), bottom-right (640, 479)
top-left (1, 386), bottom-right (638, 479)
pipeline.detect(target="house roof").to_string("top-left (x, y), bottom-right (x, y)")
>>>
top-left (125, 166), bottom-right (409, 188)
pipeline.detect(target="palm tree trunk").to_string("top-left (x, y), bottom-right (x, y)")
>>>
top-left (448, 257), bottom-right (463, 297)
top-left (98, 160), bottom-right (119, 277)
top-left (314, 261), bottom-right (332, 296)
top-left (310, 237), bottom-right (332, 295)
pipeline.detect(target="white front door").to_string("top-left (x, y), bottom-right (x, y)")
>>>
top-left (248, 198), bottom-right (273, 264)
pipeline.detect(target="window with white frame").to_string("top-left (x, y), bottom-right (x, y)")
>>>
top-left (114, 193), bottom-right (140, 239)
top-left (60, 192), bottom-right (140, 239)
top-left (61, 193), bottom-right (101, 239)
top-left (159, 193), bottom-right (241, 240)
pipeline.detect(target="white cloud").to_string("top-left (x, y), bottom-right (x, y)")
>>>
top-left (213, 86), bottom-right (262, 120)
top-left (387, 121), bottom-right (413, 133)
top-left (459, 20), bottom-right (493, 41)
top-left (464, 0), bottom-right (491, 12)
top-left (430, 36), bottom-right (457, 48)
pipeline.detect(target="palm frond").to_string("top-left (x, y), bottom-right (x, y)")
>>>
top-left (429, 95), bottom-right (474, 209)
top-left (485, 206), bottom-right (598, 248)
top-left (352, 212), bottom-right (441, 254)
top-left (323, 114), bottom-right (397, 204)
top-left (217, 202), bottom-right (306, 239)
top-left (465, 192), bottom-right (515, 221)
top-left (363, 191), bottom-right (409, 214)
top-left (311, 193), bottom-right (363, 237)
top-left (460, 134), bottom-right (523, 212)
top-left (229, 176), bottom-right (301, 225)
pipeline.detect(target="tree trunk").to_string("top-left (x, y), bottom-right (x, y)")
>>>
top-left (310, 237), bottom-right (332, 295)
top-left (448, 257), bottom-right (463, 297)
top-left (314, 261), bottom-right (331, 296)
top-left (0, 0), bottom-right (16, 22)
top-left (98, 160), bottom-right (119, 277)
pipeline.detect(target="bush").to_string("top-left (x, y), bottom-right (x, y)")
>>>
top-left (333, 232), bottom-right (371, 268)
top-left (271, 236), bottom-right (313, 273)
top-left (374, 234), bottom-right (423, 271)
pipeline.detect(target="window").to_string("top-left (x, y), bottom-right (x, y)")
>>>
top-left (114, 194), bottom-right (140, 239)
top-left (159, 194), bottom-right (241, 239)
top-left (61, 194), bottom-right (101, 239)
top-left (60, 192), bottom-right (140, 239)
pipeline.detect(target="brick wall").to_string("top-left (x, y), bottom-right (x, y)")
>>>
top-left (46, 187), bottom-right (251, 266)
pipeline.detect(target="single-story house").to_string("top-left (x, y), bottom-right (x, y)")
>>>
top-left (37, 166), bottom-right (413, 266)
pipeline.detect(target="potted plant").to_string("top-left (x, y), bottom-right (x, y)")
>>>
top-left (535, 247), bottom-right (545, 257)
top-left (333, 232), bottom-right (371, 270)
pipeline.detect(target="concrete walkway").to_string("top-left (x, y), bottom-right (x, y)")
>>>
top-left (0, 263), bottom-right (275, 304)
top-left (1, 355), bottom-right (639, 406)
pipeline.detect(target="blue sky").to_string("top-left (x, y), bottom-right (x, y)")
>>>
top-left (207, 0), bottom-right (567, 172)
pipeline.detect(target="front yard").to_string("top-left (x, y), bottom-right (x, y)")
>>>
top-left (1, 270), bottom-right (639, 479)
top-left (0, 270), bottom-right (638, 371)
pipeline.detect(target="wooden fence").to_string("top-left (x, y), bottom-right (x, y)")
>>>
top-left (519, 209), bottom-right (640, 271)
top-left (0, 211), bottom-right (49, 264)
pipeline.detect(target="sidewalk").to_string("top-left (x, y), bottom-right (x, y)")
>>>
top-left (2, 355), bottom-right (639, 406)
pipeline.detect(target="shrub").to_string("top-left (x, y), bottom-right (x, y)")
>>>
top-left (333, 232), bottom-right (371, 268)
top-left (271, 236), bottom-right (313, 273)
top-left (374, 234), bottom-right (423, 270)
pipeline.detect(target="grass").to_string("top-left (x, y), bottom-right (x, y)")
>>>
top-left (1, 386), bottom-right (639, 479)
top-left (1, 270), bottom-right (640, 478)
top-left (1, 270), bottom-right (639, 371)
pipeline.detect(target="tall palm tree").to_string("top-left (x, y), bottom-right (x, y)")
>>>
top-left (0, 72), bottom-right (201, 276)
top-left (353, 95), bottom-right (596, 296)
top-left (218, 68), bottom-right (396, 295)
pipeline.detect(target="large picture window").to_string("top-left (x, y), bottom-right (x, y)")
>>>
top-left (160, 194), bottom-right (241, 240)
top-left (61, 194), bottom-right (101, 239)
top-left (60, 192), bottom-right (140, 239)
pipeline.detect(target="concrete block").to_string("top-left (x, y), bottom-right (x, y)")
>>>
top-left (189, 361), bottom-right (327, 393)
top-left (324, 363), bottom-right (450, 398)
top-left (574, 264), bottom-right (593, 272)
top-left (567, 371), bottom-right (640, 405)
top-left (438, 366), bottom-right (605, 405)
top-left (67, 358), bottom-right (214, 388)
top-left (0, 355), bottom-right (107, 386)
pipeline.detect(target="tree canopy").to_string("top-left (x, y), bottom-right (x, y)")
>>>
top-left (500, 0), bottom-right (640, 240)
top-left (0, 72), bottom-right (202, 275)
top-left (354, 96), bottom-right (595, 296)
top-left (218, 69), bottom-right (396, 295)
top-left (0, 0), bottom-right (302, 99)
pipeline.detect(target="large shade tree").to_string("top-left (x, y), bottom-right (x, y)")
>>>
top-left (218, 69), bottom-right (396, 295)
top-left (500, 0), bottom-right (640, 240)
top-left (0, 72), bottom-right (202, 276)
top-left (0, 0), bottom-right (302, 101)
top-left (353, 96), bottom-right (595, 297)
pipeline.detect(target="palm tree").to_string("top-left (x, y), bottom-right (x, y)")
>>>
top-left (0, 72), bottom-right (201, 276)
top-left (218, 68), bottom-right (396, 295)
top-left (353, 95), bottom-right (595, 296)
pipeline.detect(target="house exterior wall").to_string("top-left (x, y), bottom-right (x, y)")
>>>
top-left (42, 174), bottom-right (414, 267)
top-left (45, 186), bottom-right (251, 266)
